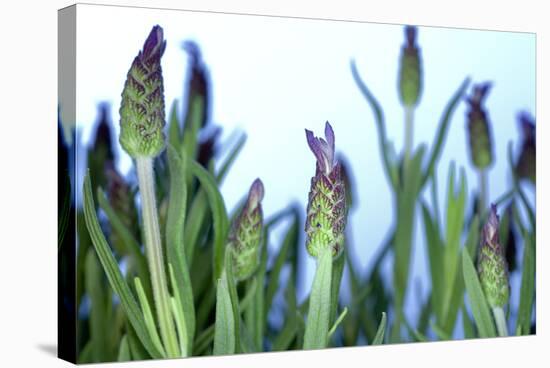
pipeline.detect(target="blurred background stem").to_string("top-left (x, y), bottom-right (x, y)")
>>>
top-left (478, 169), bottom-right (488, 211)
top-left (136, 156), bottom-right (180, 357)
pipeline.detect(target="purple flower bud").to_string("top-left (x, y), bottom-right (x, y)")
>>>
top-left (478, 205), bottom-right (510, 308)
top-left (229, 179), bottom-right (265, 281)
top-left (119, 25), bottom-right (167, 158)
top-left (399, 25), bottom-right (422, 107)
top-left (515, 112), bottom-right (536, 184)
top-left (182, 41), bottom-right (210, 129)
top-left (466, 82), bottom-right (494, 169)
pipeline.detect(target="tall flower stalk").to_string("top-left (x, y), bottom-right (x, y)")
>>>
top-left (303, 122), bottom-right (347, 349)
top-left (119, 25), bottom-right (179, 357)
top-left (398, 25), bottom-right (422, 165)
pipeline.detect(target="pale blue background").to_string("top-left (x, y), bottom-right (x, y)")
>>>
top-left (73, 5), bottom-right (535, 339)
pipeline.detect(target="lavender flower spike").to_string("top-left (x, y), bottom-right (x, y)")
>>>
top-left (119, 25), bottom-right (167, 158)
top-left (305, 122), bottom-right (347, 259)
top-left (477, 205), bottom-right (510, 309)
top-left (466, 82), bottom-right (494, 170)
top-left (516, 112), bottom-right (536, 184)
top-left (229, 178), bottom-right (265, 281)
top-left (399, 25), bottom-right (422, 107)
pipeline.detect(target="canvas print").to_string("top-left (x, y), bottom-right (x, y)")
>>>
top-left (57, 4), bottom-right (536, 364)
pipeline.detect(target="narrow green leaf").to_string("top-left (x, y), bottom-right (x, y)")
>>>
top-left (430, 170), bottom-right (442, 229)
top-left (417, 295), bottom-right (432, 335)
top-left (97, 188), bottom-right (150, 294)
top-left (213, 271), bottom-right (236, 355)
top-left (215, 132), bottom-right (247, 182)
top-left (182, 96), bottom-right (204, 162)
top-left (462, 249), bottom-right (497, 338)
top-left (239, 319), bottom-right (256, 353)
top-left (440, 216), bottom-right (478, 336)
top-left (85, 249), bottom-right (109, 362)
top-left (328, 307), bottom-right (348, 339)
top-left (440, 165), bottom-right (468, 335)
top-left (184, 132), bottom-right (246, 264)
top-left (516, 230), bottom-right (535, 335)
top-left (125, 321), bottom-right (150, 361)
top-left (431, 322), bottom-right (451, 340)
top-left (117, 335), bottom-right (131, 362)
top-left (372, 312), bottom-right (387, 345)
top-left (193, 324), bottom-right (215, 356)
top-left (462, 306), bottom-right (476, 339)
top-left (441, 264), bottom-right (465, 335)
top-left (168, 100), bottom-right (181, 151)
top-left (444, 165), bottom-right (467, 296)
top-left (431, 323), bottom-right (451, 340)
top-left (303, 248), bottom-right (333, 350)
top-left (195, 279), bottom-right (216, 333)
top-left (188, 159), bottom-right (229, 281)
top-left (350, 60), bottom-right (397, 189)
top-left (273, 277), bottom-right (299, 351)
top-left (404, 320), bottom-right (428, 343)
top-left (82, 172), bottom-right (164, 359)
top-left (272, 318), bottom-right (298, 351)
top-left (239, 278), bottom-right (257, 312)
top-left (245, 239), bottom-right (267, 351)
top-left (421, 77), bottom-right (471, 186)
top-left (265, 212), bottom-right (299, 317)
top-left (77, 341), bottom-right (93, 364)
top-left (134, 277), bottom-right (166, 357)
top-left (465, 216), bottom-right (480, 258)
top-left (170, 296), bottom-right (187, 356)
top-left (224, 247), bottom-right (241, 352)
top-left (391, 145), bottom-right (425, 342)
top-left (330, 251), bottom-right (345, 325)
top-left (421, 202), bottom-right (444, 322)
top-left (168, 264), bottom-right (189, 356)
top-left (166, 145), bottom-right (195, 355)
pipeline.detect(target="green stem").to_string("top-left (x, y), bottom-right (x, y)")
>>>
top-left (136, 157), bottom-right (180, 357)
top-left (479, 169), bottom-right (488, 211)
top-left (492, 306), bottom-right (508, 337)
top-left (303, 247), bottom-right (333, 350)
top-left (404, 106), bottom-right (415, 167)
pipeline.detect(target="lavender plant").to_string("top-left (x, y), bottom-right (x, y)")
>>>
top-left (72, 22), bottom-right (536, 363)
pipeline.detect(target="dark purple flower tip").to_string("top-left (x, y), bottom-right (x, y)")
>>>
top-left (248, 178), bottom-right (264, 210)
top-left (405, 25), bottom-right (417, 47)
top-left (469, 82), bottom-right (492, 106)
top-left (305, 122), bottom-right (336, 175)
top-left (518, 111), bottom-right (535, 140)
top-left (141, 25), bottom-right (166, 61)
top-left (483, 204), bottom-right (500, 247)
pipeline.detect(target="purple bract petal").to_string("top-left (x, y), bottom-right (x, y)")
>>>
top-left (141, 25), bottom-right (166, 62)
top-left (248, 178), bottom-right (265, 211)
top-left (305, 122), bottom-right (336, 175)
top-left (483, 204), bottom-right (500, 247)
top-left (405, 25), bottom-right (417, 48)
